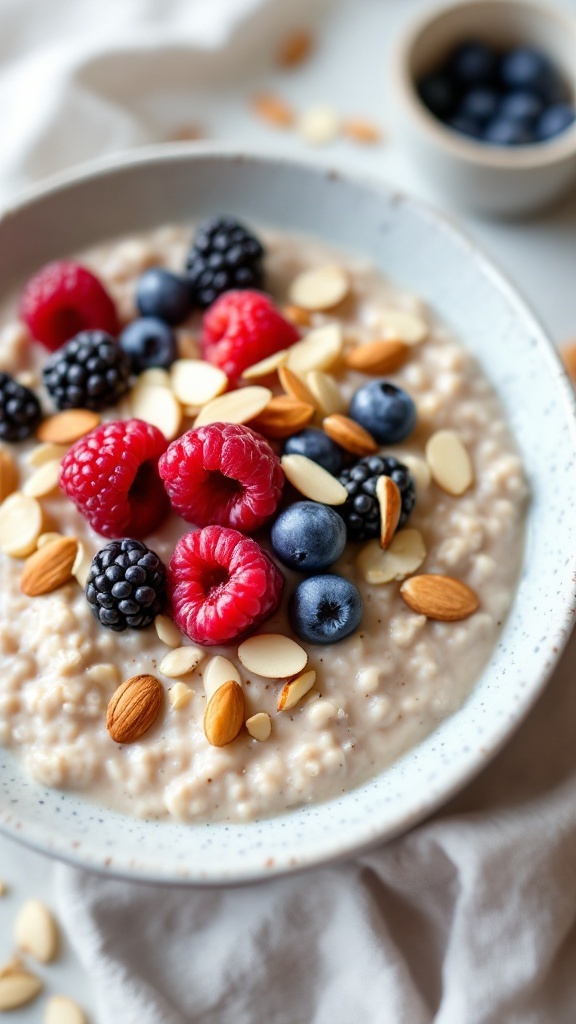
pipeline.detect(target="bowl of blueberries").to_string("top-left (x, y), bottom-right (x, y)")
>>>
top-left (394, 0), bottom-right (576, 215)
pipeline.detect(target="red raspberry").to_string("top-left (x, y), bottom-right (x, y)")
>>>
top-left (159, 422), bottom-right (284, 533)
top-left (200, 290), bottom-right (299, 380)
top-left (20, 261), bottom-right (119, 352)
top-left (60, 419), bottom-right (170, 539)
top-left (168, 525), bottom-right (284, 645)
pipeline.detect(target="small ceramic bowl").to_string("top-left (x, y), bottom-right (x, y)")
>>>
top-left (394, 0), bottom-right (576, 215)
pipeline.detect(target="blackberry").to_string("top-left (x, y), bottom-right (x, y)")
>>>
top-left (185, 216), bottom-right (265, 308)
top-left (0, 372), bottom-right (42, 441)
top-left (43, 330), bottom-right (131, 411)
top-left (337, 454), bottom-right (416, 542)
top-left (86, 539), bottom-right (166, 631)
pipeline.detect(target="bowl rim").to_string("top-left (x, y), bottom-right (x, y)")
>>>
top-left (394, 0), bottom-right (576, 169)
top-left (1, 143), bottom-right (576, 885)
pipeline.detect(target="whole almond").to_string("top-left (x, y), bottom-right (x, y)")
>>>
top-left (0, 971), bottom-right (42, 1011)
top-left (345, 339), bottom-right (408, 375)
top-left (14, 899), bottom-right (58, 963)
top-left (106, 674), bottom-right (163, 744)
top-left (0, 447), bottom-right (18, 502)
top-left (249, 395), bottom-right (315, 438)
top-left (20, 536), bottom-right (79, 596)
top-left (376, 476), bottom-right (401, 549)
top-left (204, 679), bottom-right (245, 747)
top-left (400, 574), bottom-right (479, 621)
top-left (323, 413), bottom-right (378, 456)
top-left (37, 409), bottom-right (100, 445)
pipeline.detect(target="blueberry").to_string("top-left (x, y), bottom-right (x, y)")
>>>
top-left (136, 268), bottom-right (192, 326)
top-left (271, 501), bottom-right (347, 573)
top-left (349, 381), bottom-right (416, 445)
top-left (536, 103), bottom-right (576, 141)
top-left (449, 41), bottom-right (498, 86)
top-left (417, 73), bottom-right (457, 119)
top-left (458, 87), bottom-right (499, 124)
top-left (483, 118), bottom-right (534, 145)
top-left (498, 90), bottom-right (544, 126)
top-left (119, 317), bottom-right (178, 373)
top-left (448, 115), bottom-right (484, 139)
top-left (499, 47), bottom-right (560, 102)
top-left (282, 428), bottom-right (343, 476)
top-left (289, 574), bottom-right (363, 644)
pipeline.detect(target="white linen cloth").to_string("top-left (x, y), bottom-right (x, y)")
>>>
top-left (1, 1), bottom-right (576, 1021)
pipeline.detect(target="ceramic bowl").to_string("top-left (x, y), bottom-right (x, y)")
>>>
top-left (393, 0), bottom-right (576, 216)
top-left (1, 146), bottom-right (575, 884)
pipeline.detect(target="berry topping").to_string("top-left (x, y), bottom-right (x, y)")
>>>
top-left (271, 501), bottom-right (347, 572)
top-left (60, 419), bottom-right (170, 539)
top-left (42, 330), bottom-right (131, 411)
top-left (136, 268), bottom-right (192, 326)
top-left (201, 290), bottom-right (299, 381)
top-left (86, 539), bottom-right (166, 631)
top-left (289, 573), bottom-right (363, 644)
top-left (186, 217), bottom-right (265, 309)
top-left (282, 427), bottom-right (344, 476)
top-left (337, 454), bottom-right (416, 542)
top-left (0, 372), bottom-right (42, 441)
top-left (159, 422), bottom-right (284, 532)
top-left (119, 317), bottom-right (178, 373)
top-left (349, 380), bottom-right (416, 445)
top-left (20, 261), bottom-right (119, 352)
top-left (168, 525), bottom-right (284, 645)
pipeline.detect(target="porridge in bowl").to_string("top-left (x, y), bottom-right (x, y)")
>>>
top-left (0, 219), bottom-right (527, 823)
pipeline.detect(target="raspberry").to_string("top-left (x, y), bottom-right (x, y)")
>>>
top-left (20, 261), bottom-right (119, 352)
top-left (168, 525), bottom-right (284, 645)
top-left (60, 419), bottom-right (170, 539)
top-left (159, 422), bottom-right (284, 533)
top-left (200, 290), bottom-right (299, 381)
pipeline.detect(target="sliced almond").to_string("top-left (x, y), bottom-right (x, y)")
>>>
top-left (129, 383), bottom-right (182, 441)
top-left (378, 309), bottom-right (428, 345)
top-left (323, 413), bottom-right (378, 456)
top-left (14, 899), bottom-right (58, 963)
top-left (0, 971), bottom-right (42, 1011)
top-left (376, 476), bottom-right (401, 549)
top-left (278, 365), bottom-right (318, 408)
top-left (138, 367), bottom-right (172, 388)
top-left (400, 574), bottom-right (479, 621)
top-left (343, 118), bottom-right (382, 144)
top-left (27, 442), bottom-right (68, 468)
top-left (288, 267), bottom-right (349, 311)
top-left (0, 493), bottom-right (44, 557)
top-left (242, 349), bottom-right (288, 381)
top-left (23, 458), bottom-right (61, 498)
top-left (238, 634), bottom-right (307, 678)
top-left (194, 386), bottom-right (272, 428)
top-left (160, 646), bottom-right (204, 678)
top-left (106, 674), bottom-right (163, 744)
top-left (44, 995), bottom-right (87, 1024)
top-left (298, 105), bottom-right (342, 146)
top-left (0, 447), bottom-right (18, 502)
top-left (204, 679), bottom-right (244, 747)
top-left (561, 341), bottom-right (576, 382)
top-left (72, 541), bottom-right (92, 588)
top-left (426, 429), bottom-right (473, 496)
top-left (249, 395), bottom-right (315, 438)
top-left (286, 323), bottom-right (343, 375)
top-left (277, 28), bottom-right (314, 67)
top-left (282, 305), bottom-right (312, 328)
top-left (155, 614), bottom-right (182, 648)
top-left (246, 712), bottom-right (272, 741)
top-left (20, 536), bottom-right (78, 596)
top-left (170, 359), bottom-right (228, 407)
top-left (203, 656), bottom-right (241, 700)
top-left (306, 371), bottom-right (347, 416)
top-left (37, 409), bottom-right (100, 445)
top-left (357, 529), bottom-right (427, 585)
top-left (0, 880), bottom-right (6, 896)
top-left (277, 669), bottom-right (317, 711)
top-left (281, 453), bottom-right (348, 505)
top-left (345, 339), bottom-right (409, 375)
top-left (251, 91), bottom-right (294, 128)
top-left (400, 453), bottom-right (431, 493)
top-left (168, 682), bottom-right (193, 710)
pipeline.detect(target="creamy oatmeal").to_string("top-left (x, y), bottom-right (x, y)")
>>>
top-left (0, 225), bottom-right (527, 823)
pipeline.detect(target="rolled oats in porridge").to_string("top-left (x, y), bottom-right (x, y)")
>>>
top-left (0, 220), bottom-right (528, 823)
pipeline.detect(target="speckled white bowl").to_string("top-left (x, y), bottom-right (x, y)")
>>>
top-left (1, 146), bottom-right (575, 885)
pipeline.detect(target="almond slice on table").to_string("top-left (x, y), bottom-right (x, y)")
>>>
top-left (155, 614), bottom-right (182, 648)
top-left (106, 674), bottom-right (163, 744)
top-left (281, 453), bottom-right (348, 505)
top-left (27, 442), bottom-right (68, 468)
top-left (159, 645), bottom-right (204, 678)
top-left (0, 447), bottom-right (18, 502)
top-left (129, 383), bottom-right (182, 441)
top-left (0, 493), bottom-right (44, 557)
top-left (323, 413), bottom-right (378, 457)
top-left (249, 396), bottom-right (315, 438)
top-left (288, 266), bottom-right (349, 311)
top-left (376, 476), bottom-right (402, 549)
top-left (194, 386), bottom-right (272, 428)
top-left (277, 669), bottom-right (316, 711)
top-left (238, 633), bottom-right (308, 678)
top-left (282, 305), bottom-right (312, 328)
top-left (277, 28), bottom-right (314, 67)
top-left (400, 574), bottom-right (479, 621)
top-left (242, 349), bottom-right (288, 380)
top-left (170, 359), bottom-right (228, 407)
top-left (286, 323), bottom-right (344, 375)
top-left (44, 994), bottom-right (87, 1024)
top-left (0, 970), bottom-right (42, 1011)
top-left (306, 370), bottom-right (347, 416)
top-left (246, 712), bottom-right (272, 741)
top-left (343, 118), bottom-right (382, 144)
top-left (278, 365), bottom-right (319, 408)
top-left (378, 309), bottom-right (428, 345)
top-left (168, 682), bottom-right (193, 710)
top-left (37, 409), bottom-right (100, 445)
top-left (14, 899), bottom-right (58, 963)
top-left (357, 529), bottom-right (427, 585)
top-left (426, 429), bottom-right (473, 496)
top-left (20, 535), bottom-right (78, 596)
top-left (251, 91), bottom-right (295, 128)
top-left (203, 656), bottom-right (241, 700)
top-left (345, 339), bottom-right (409, 375)
top-left (23, 458), bottom-right (61, 498)
top-left (204, 679), bottom-right (245, 747)
top-left (298, 105), bottom-right (342, 146)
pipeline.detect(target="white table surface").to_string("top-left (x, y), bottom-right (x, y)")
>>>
top-left (1, 0), bottom-right (575, 1020)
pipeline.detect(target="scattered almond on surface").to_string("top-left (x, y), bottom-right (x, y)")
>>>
top-left (155, 614), bottom-right (182, 648)
top-left (298, 104), bottom-right (341, 146)
top-left (378, 309), bottom-right (428, 345)
top-left (357, 529), bottom-right (427, 585)
top-left (168, 682), bottom-right (193, 710)
top-left (277, 28), bottom-right (314, 67)
top-left (71, 541), bottom-right (92, 588)
top-left (286, 323), bottom-right (344, 375)
top-left (170, 359), bottom-right (228, 408)
top-left (204, 679), bottom-right (244, 747)
top-left (282, 305), bottom-right (312, 328)
top-left (561, 341), bottom-right (576, 383)
top-left (26, 442), bottom-right (68, 468)
top-left (0, 969), bottom-right (42, 1011)
top-left (400, 574), bottom-right (479, 621)
top-left (203, 656), bottom-right (241, 700)
top-left (20, 536), bottom-right (78, 596)
top-left (343, 118), bottom-right (382, 144)
top-left (160, 645), bottom-right (204, 678)
top-left (36, 409), bottom-right (100, 445)
top-left (194, 386), bottom-right (272, 428)
top-left (249, 395), bottom-right (315, 438)
top-left (246, 712), bottom-right (272, 741)
top-left (426, 429), bottom-right (473, 496)
top-left (129, 383), bottom-right (182, 441)
top-left (288, 266), bottom-right (349, 311)
top-left (281, 453), bottom-right (348, 505)
top-left (306, 370), bottom-right (346, 416)
top-left (0, 447), bottom-right (18, 503)
top-left (251, 91), bottom-right (295, 128)
top-left (14, 899), bottom-right (58, 963)
top-left (0, 493), bottom-right (44, 557)
top-left (278, 364), bottom-right (318, 408)
top-left (277, 669), bottom-right (317, 711)
top-left (376, 476), bottom-right (402, 549)
top-left (44, 994), bottom-right (87, 1024)
top-left (345, 338), bottom-right (408, 375)
top-left (238, 633), bottom-right (308, 678)
top-left (106, 674), bottom-right (163, 744)
top-left (323, 413), bottom-right (378, 456)
top-left (242, 349), bottom-right (288, 380)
